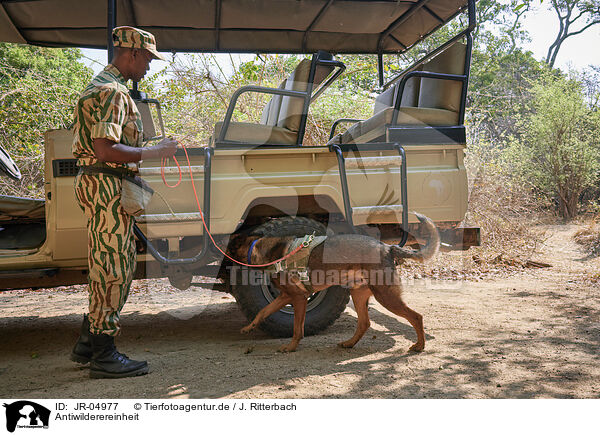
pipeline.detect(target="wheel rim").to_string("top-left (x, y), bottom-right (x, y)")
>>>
top-left (259, 272), bottom-right (328, 314)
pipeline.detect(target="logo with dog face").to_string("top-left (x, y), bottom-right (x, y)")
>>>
top-left (3, 401), bottom-right (50, 433)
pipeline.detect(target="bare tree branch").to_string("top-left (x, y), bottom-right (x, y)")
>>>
top-left (546, 0), bottom-right (600, 68)
top-left (0, 88), bottom-right (24, 102)
top-left (566, 18), bottom-right (600, 36)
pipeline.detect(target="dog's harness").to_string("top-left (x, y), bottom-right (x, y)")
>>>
top-left (248, 233), bottom-right (327, 292)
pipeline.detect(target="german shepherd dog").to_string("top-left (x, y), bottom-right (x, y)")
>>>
top-left (233, 213), bottom-right (439, 352)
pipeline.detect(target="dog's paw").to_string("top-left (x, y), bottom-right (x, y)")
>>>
top-left (338, 340), bottom-right (356, 348)
top-left (409, 342), bottom-right (425, 352)
top-left (277, 344), bottom-right (297, 353)
top-left (240, 325), bottom-right (254, 334)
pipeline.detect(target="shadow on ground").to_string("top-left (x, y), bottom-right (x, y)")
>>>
top-left (1, 285), bottom-right (599, 399)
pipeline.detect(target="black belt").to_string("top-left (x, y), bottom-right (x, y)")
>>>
top-left (78, 165), bottom-right (152, 193)
top-left (78, 165), bottom-right (136, 178)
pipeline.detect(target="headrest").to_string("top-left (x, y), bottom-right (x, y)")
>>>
top-left (316, 50), bottom-right (333, 61)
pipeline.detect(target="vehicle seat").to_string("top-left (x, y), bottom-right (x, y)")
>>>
top-left (213, 52), bottom-right (335, 146)
top-left (0, 195), bottom-right (46, 249)
top-left (329, 41), bottom-right (467, 145)
top-left (0, 195), bottom-right (45, 222)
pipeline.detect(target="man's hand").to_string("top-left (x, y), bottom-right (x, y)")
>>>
top-left (154, 137), bottom-right (179, 159)
top-left (93, 137), bottom-right (179, 163)
top-left (141, 137), bottom-right (179, 160)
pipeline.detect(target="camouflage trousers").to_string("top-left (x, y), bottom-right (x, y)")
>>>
top-left (74, 172), bottom-right (137, 336)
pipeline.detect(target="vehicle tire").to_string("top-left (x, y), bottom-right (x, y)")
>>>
top-left (229, 217), bottom-right (349, 338)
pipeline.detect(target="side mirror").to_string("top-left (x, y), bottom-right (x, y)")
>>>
top-left (0, 145), bottom-right (21, 181)
top-left (134, 98), bottom-right (166, 142)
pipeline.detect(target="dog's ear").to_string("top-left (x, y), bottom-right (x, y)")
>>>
top-left (252, 237), bottom-right (293, 264)
top-left (250, 237), bottom-right (278, 264)
top-left (248, 237), bottom-right (264, 265)
top-left (229, 235), bottom-right (260, 260)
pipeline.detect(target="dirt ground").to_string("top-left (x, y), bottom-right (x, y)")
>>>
top-left (1, 223), bottom-right (599, 399)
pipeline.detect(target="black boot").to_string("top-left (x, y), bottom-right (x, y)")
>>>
top-left (70, 314), bottom-right (92, 364)
top-left (89, 333), bottom-right (149, 379)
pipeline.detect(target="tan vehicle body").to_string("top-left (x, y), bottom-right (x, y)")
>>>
top-left (0, 127), bottom-right (467, 276)
top-left (0, 0), bottom-right (478, 336)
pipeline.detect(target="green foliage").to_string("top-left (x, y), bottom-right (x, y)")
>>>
top-left (505, 72), bottom-right (600, 219)
top-left (0, 43), bottom-right (92, 197)
top-left (147, 53), bottom-right (373, 147)
top-left (466, 0), bottom-right (548, 146)
top-left (1, 0), bottom-right (599, 224)
top-left (469, 46), bottom-right (548, 144)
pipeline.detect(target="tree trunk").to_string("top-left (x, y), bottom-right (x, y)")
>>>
top-left (558, 192), bottom-right (579, 221)
top-left (545, 0), bottom-right (600, 69)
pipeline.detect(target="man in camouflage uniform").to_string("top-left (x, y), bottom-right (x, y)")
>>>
top-left (70, 26), bottom-right (178, 378)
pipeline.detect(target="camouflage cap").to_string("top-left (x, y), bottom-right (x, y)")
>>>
top-left (112, 26), bottom-right (166, 61)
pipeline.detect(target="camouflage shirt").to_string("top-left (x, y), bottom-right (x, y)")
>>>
top-left (72, 64), bottom-right (142, 169)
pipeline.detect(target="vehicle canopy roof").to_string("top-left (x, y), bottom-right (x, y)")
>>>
top-left (0, 0), bottom-right (469, 54)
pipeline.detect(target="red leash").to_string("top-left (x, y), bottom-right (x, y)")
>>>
top-left (160, 145), bottom-right (304, 268)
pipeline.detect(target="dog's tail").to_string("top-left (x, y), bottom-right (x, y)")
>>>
top-left (388, 212), bottom-right (440, 263)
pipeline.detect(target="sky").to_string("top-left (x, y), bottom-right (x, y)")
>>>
top-left (80, 5), bottom-right (600, 77)
top-left (521, 6), bottom-right (600, 72)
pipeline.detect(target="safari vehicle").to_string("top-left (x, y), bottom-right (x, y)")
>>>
top-left (0, 0), bottom-right (479, 337)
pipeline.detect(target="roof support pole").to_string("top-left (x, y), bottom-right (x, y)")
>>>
top-left (302, 0), bottom-right (334, 52)
top-left (423, 5), bottom-right (443, 24)
top-left (378, 0), bottom-right (429, 52)
top-left (378, 53), bottom-right (384, 88)
top-left (467, 0), bottom-right (476, 31)
top-left (215, 0), bottom-right (222, 50)
top-left (107, 0), bottom-right (117, 63)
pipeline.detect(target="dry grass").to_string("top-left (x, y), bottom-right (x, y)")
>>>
top-left (573, 219), bottom-right (600, 257)
top-left (401, 151), bottom-right (556, 281)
